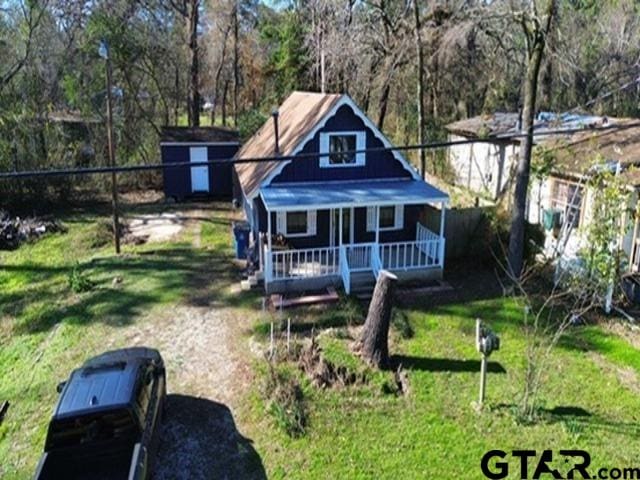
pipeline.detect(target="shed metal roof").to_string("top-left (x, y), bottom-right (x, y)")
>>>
top-left (260, 179), bottom-right (449, 212)
top-left (160, 126), bottom-right (239, 144)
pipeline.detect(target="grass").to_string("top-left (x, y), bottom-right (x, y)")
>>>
top-left (0, 201), bottom-right (241, 479)
top-left (3, 200), bottom-right (640, 479)
top-left (248, 298), bottom-right (640, 479)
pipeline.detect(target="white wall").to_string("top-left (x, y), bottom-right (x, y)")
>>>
top-left (448, 134), bottom-right (519, 200)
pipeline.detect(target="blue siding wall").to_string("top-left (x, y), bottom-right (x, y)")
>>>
top-left (255, 198), bottom-right (422, 248)
top-left (271, 105), bottom-right (413, 184)
top-left (162, 143), bottom-right (239, 199)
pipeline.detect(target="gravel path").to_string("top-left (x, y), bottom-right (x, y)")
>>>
top-left (109, 207), bottom-right (265, 479)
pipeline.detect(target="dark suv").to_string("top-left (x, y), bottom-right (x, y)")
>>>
top-left (33, 347), bottom-right (166, 480)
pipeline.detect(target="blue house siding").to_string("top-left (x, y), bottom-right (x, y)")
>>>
top-left (255, 197), bottom-right (422, 248)
top-left (161, 143), bottom-right (239, 199)
top-left (352, 205), bottom-right (422, 244)
top-left (271, 105), bottom-right (413, 184)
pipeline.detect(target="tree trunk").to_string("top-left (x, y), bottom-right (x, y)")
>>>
top-left (188, 0), bottom-right (201, 127)
top-left (413, 0), bottom-right (426, 179)
top-left (377, 82), bottom-right (391, 131)
top-left (359, 270), bottom-right (398, 369)
top-left (221, 79), bottom-right (229, 126)
top-left (507, 0), bottom-right (556, 279)
top-left (233, 0), bottom-right (240, 126)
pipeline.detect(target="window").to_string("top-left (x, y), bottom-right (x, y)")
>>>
top-left (319, 131), bottom-right (366, 167)
top-left (551, 180), bottom-right (582, 228)
top-left (329, 135), bottom-right (357, 164)
top-left (367, 206), bottom-right (404, 231)
top-left (276, 210), bottom-right (317, 237)
top-left (286, 212), bottom-right (307, 235)
top-left (379, 206), bottom-right (396, 229)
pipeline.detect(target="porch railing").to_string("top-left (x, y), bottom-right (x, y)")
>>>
top-left (379, 240), bottom-right (441, 271)
top-left (346, 243), bottom-right (374, 271)
top-left (264, 223), bottom-right (444, 285)
top-left (267, 246), bottom-right (340, 282)
top-left (339, 246), bottom-right (351, 294)
top-left (371, 246), bottom-right (383, 279)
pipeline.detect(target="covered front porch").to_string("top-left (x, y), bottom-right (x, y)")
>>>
top-left (258, 180), bottom-right (448, 294)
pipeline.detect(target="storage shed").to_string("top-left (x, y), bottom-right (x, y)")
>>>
top-left (161, 126), bottom-right (240, 200)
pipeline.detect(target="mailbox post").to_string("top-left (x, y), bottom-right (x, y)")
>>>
top-left (475, 318), bottom-right (500, 410)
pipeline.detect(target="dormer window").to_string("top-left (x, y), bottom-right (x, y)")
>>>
top-left (319, 131), bottom-right (366, 167)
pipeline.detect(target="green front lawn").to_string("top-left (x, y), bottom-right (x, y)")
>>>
top-left (0, 202), bottom-right (239, 479)
top-left (249, 298), bottom-right (640, 479)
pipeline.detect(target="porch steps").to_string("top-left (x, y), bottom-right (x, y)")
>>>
top-left (350, 271), bottom-right (377, 300)
top-left (269, 287), bottom-right (339, 310)
top-left (241, 272), bottom-right (262, 291)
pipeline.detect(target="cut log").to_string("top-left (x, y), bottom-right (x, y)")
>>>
top-left (358, 270), bottom-right (398, 369)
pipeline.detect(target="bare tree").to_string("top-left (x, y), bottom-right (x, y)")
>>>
top-left (507, 0), bottom-right (557, 279)
top-left (0, 0), bottom-right (50, 90)
top-left (167, 0), bottom-right (201, 127)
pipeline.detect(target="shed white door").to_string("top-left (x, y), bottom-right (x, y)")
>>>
top-left (190, 147), bottom-right (210, 192)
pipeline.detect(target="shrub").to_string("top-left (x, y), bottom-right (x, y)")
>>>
top-left (67, 262), bottom-right (95, 293)
top-left (262, 363), bottom-right (307, 438)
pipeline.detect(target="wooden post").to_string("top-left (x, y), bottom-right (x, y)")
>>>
top-left (439, 201), bottom-right (446, 266)
top-left (358, 270), bottom-right (398, 369)
top-left (479, 353), bottom-right (487, 407)
top-left (104, 51), bottom-right (120, 254)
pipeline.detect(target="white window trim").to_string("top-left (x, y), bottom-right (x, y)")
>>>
top-left (319, 131), bottom-right (366, 168)
top-left (367, 205), bottom-right (404, 232)
top-left (276, 210), bottom-right (317, 237)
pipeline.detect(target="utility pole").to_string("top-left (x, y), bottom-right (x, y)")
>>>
top-left (99, 40), bottom-right (121, 254)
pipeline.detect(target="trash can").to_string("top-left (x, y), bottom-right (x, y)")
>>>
top-left (232, 222), bottom-right (251, 259)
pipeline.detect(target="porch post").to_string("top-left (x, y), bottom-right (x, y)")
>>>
top-left (439, 202), bottom-right (446, 267)
top-left (266, 209), bottom-right (273, 283)
top-left (267, 210), bottom-right (273, 251)
top-left (339, 208), bottom-right (343, 246)
top-left (375, 205), bottom-right (380, 244)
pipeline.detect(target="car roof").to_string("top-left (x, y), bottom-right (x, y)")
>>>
top-left (53, 352), bottom-right (152, 420)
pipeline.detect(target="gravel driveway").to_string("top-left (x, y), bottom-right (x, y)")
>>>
top-left (109, 207), bottom-right (265, 479)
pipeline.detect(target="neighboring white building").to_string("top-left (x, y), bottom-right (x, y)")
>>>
top-left (446, 112), bottom-right (521, 200)
top-left (445, 112), bottom-right (607, 201)
top-left (529, 119), bottom-right (640, 270)
top-left (445, 112), bottom-right (640, 270)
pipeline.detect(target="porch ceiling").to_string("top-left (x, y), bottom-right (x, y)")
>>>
top-left (260, 179), bottom-right (449, 212)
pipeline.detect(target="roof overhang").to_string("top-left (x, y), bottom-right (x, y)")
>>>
top-left (260, 179), bottom-right (449, 212)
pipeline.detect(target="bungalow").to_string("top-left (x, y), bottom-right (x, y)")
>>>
top-left (233, 91), bottom-right (449, 294)
top-left (529, 119), bottom-right (640, 271)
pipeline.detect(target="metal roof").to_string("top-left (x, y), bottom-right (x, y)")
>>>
top-left (161, 126), bottom-right (239, 144)
top-left (260, 179), bottom-right (449, 211)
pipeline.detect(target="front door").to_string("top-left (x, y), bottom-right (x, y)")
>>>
top-left (190, 147), bottom-right (210, 193)
top-left (331, 208), bottom-right (353, 246)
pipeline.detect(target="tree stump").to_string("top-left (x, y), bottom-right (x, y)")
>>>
top-left (359, 270), bottom-right (398, 369)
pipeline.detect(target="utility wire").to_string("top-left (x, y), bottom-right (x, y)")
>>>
top-left (2, 122), bottom-right (639, 180)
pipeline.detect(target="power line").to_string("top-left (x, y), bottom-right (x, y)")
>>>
top-left (2, 122), bottom-right (638, 180)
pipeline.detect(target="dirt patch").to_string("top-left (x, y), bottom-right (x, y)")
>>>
top-left (126, 213), bottom-right (186, 243)
top-left (589, 352), bottom-right (640, 394)
top-left (603, 321), bottom-right (640, 350)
